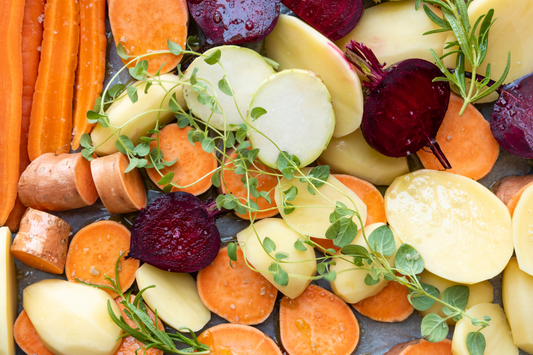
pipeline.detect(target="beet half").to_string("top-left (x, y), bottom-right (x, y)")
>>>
top-left (188, 0), bottom-right (280, 45)
top-left (344, 41), bottom-right (452, 169)
top-left (282, 0), bottom-right (364, 41)
top-left (129, 192), bottom-right (221, 273)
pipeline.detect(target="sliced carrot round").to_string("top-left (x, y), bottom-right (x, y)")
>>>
top-left (280, 284), bottom-right (360, 355)
top-left (198, 323), bottom-right (282, 355)
top-left (14, 310), bottom-right (54, 355)
top-left (197, 247), bottom-right (277, 325)
top-left (385, 339), bottom-right (452, 355)
top-left (146, 124), bottom-right (217, 196)
top-left (352, 280), bottom-right (413, 322)
top-left (65, 221), bottom-right (140, 298)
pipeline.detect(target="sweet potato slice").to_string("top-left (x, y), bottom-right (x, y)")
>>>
top-left (14, 310), bottom-right (54, 355)
top-left (385, 339), bottom-right (452, 355)
top-left (507, 181), bottom-right (533, 217)
top-left (492, 175), bottom-right (533, 205)
top-left (198, 324), bottom-right (282, 355)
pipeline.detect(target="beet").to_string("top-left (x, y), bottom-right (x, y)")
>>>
top-left (491, 72), bottom-right (533, 159)
top-left (188, 0), bottom-right (280, 45)
top-left (129, 192), bottom-right (221, 273)
top-left (282, 0), bottom-right (364, 41)
top-left (344, 41), bottom-right (452, 169)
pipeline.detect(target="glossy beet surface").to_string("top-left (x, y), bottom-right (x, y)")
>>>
top-left (129, 192), bottom-right (221, 273)
top-left (281, 0), bottom-right (364, 41)
top-left (188, 0), bottom-right (280, 45)
top-left (491, 72), bottom-right (533, 159)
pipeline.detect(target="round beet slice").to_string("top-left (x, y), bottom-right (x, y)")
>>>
top-left (129, 192), bottom-right (221, 273)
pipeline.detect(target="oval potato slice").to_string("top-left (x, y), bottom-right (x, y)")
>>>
top-left (511, 184), bottom-right (533, 276)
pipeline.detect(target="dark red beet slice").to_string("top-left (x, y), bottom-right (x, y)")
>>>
top-left (282, 0), bottom-right (364, 41)
top-left (129, 192), bottom-right (221, 273)
top-left (188, 0), bottom-right (281, 45)
top-left (344, 41), bottom-right (452, 169)
top-left (491, 72), bottom-right (533, 159)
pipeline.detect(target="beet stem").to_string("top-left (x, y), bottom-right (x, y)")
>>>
top-left (344, 41), bottom-right (386, 89)
top-left (428, 141), bottom-right (452, 170)
top-left (206, 199), bottom-right (226, 218)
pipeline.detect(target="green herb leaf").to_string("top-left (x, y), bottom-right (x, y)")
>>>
top-left (133, 142), bottom-right (150, 157)
top-left (81, 148), bottom-right (94, 161)
top-left (211, 172), bottom-right (221, 188)
top-left (364, 273), bottom-right (381, 286)
top-left (442, 285), bottom-right (470, 312)
top-left (408, 283), bottom-right (439, 311)
top-left (201, 136), bottom-right (216, 153)
top-left (325, 218), bottom-right (358, 248)
top-left (227, 242), bottom-right (238, 263)
top-left (283, 186), bottom-right (298, 202)
top-left (167, 39), bottom-right (183, 56)
top-left (294, 240), bottom-right (307, 252)
top-left (108, 83), bottom-right (125, 98)
top-left (129, 60), bottom-right (149, 80)
top-left (218, 77), bottom-right (233, 96)
top-left (368, 225), bottom-right (396, 257)
top-left (275, 252), bottom-right (289, 261)
top-left (250, 107), bottom-right (267, 121)
top-left (204, 49), bottom-right (221, 65)
top-left (307, 165), bottom-right (330, 188)
top-left (421, 313), bottom-right (449, 342)
top-left (277, 152), bottom-right (300, 180)
top-left (80, 133), bottom-right (92, 149)
top-left (341, 244), bottom-right (371, 260)
top-left (125, 158), bottom-right (138, 173)
top-left (127, 85), bottom-right (139, 103)
top-left (116, 42), bottom-right (129, 60)
top-left (466, 332), bottom-right (486, 355)
top-left (115, 135), bottom-right (134, 154)
top-left (324, 270), bottom-right (337, 282)
top-left (87, 110), bottom-right (107, 124)
top-left (395, 244), bottom-right (424, 275)
top-left (263, 237), bottom-right (276, 253)
top-left (158, 172), bottom-right (175, 186)
top-left (259, 190), bottom-right (271, 204)
top-left (269, 263), bottom-right (289, 286)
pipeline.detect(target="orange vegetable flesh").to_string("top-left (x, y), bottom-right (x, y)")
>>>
top-left (352, 280), bottom-right (414, 322)
top-left (14, 310), bottom-right (54, 355)
top-left (507, 181), bottom-right (533, 217)
top-left (385, 339), bottom-right (452, 355)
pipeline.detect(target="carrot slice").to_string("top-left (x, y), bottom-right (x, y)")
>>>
top-left (108, 0), bottom-right (187, 75)
top-left (0, 0), bottom-right (24, 226)
top-left (91, 152), bottom-right (147, 214)
top-left (146, 124), bottom-right (217, 196)
top-left (14, 310), bottom-right (54, 355)
top-left (197, 247), bottom-right (277, 325)
top-left (352, 280), bottom-right (414, 322)
top-left (71, 0), bottom-right (106, 150)
top-left (198, 324), bottom-right (283, 355)
top-left (65, 221), bottom-right (140, 298)
top-left (385, 339), bottom-right (452, 355)
top-left (279, 284), bottom-right (360, 355)
top-left (507, 181), bottom-right (533, 217)
top-left (417, 93), bottom-right (499, 180)
top-left (28, 0), bottom-right (80, 161)
top-left (220, 147), bottom-right (279, 220)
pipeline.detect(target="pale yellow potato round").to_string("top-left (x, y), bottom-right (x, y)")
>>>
top-left (503, 258), bottom-right (533, 353)
top-left (265, 14), bottom-right (364, 138)
top-left (511, 184), bottom-right (533, 276)
top-left (385, 170), bottom-right (513, 284)
top-left (237, 218), bottom-right (316, 299)
top-left (23, 279), bottom-right (122, 355)
top-left (452, 303), bottom-right (518, 355)
top-left (418, 270), bottom-right (493, 325)
top-left (274, 168), bottom-right (367, 239)
top-left (329, 223), bottom-right (401, 304)
top-left (91, 74), bottom-right (187, 156)
top-left (336, 1), bottom-right (449, 70)
top-left (135, 264), bottom-right (210, 332)
top-left (1, 227), bottom-right (16, 355)
top-left (318, 129), bottom-right (409, 186)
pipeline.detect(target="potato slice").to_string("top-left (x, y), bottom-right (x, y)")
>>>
top-left (247, 70), bottom-right (335, 168)
top-left (511, 184), bottom-right (533, 276)
top-left (237, 218), bottom-right (316, 299)
top-left (503, 258), bottom-right (533, 353)
top-left (265, 14), bottom-right (364, 138)
top-left (91, 74), bottom-right (186, 156)
top-left (23, 279), bottom-right (122, 355)
top-left (336, 2), bottom-right (448, 70)
top-left (135, 263), bottom-right (210, 331)
top-left (418, 270), bottom-right (493, 325)
top-left (1, 227), bottom-right (16, 355)
top-left (274, 168), bottom-right (367, 239)
top-left (330, 223), bottom-right (401, 304)
top-left (385, 170), bottom-right (513, 284)
top-left (318, 129), bottom-right (409, 186)
top-left (452, 303), bottom-right (518, 355)
top-left (184, 46), bottom-right (275, 131)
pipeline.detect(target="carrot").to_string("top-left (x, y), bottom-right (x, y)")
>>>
top-left (507, 181), bottom-right (533, 217)
top-left (71, 0), bottom-right (106, 150)
top-left (352, 280), bottom-right (414, 322)
top-left (146, 124), bottom-right (217, 196)
top-left (14, 310), bottom-right (54, 355)
top-left (385, 339), bottom-right (452, 355)
top-left (0, 0), bottom-right (25, 226)
top-left (220, 147), bottom-right (279, 220)
top-left (279, 284), bottom-right (360, 355)
top-left (10, 208), bottom-right (72, 274)
top-left (197, 247), bottom-right (278, 325)
top-left (27, 0), bottom-right (80, 161)
top-left (65, 220), bottom-right (140, 298)
top-left (491, 175), bottom-right (533, 216)
top-left (416, 93), bottom-right (499, 180)
top-left (108, 0), bottom-right (188, 75)
top-left (198, 324), bottom-right (283, 355)
top-left (5, 0), bottom-right (46, 232)
top-left (18, 153), bottom-right (98, 211)
top-left (91, 152), bottom-right (147, 214)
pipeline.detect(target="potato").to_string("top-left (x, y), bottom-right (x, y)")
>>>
top-left (385, 170), bottom-right (513, 284)
top-left (511, 184), bottom-right (533, 276)
top-left (452, 303), bottom-right (518, 355)
top-left (0, 227), bottom-right (16, 355)
top-left (23, 279), bottom-right (122, 355)
top-left (503, 258), bottom-right (533, 353)
top-left (336, 1), bottom-right (449, 71)
top-left (274, 168), bottom-right (367, 239)
top-left (418, 270), bottom-right (493, 325)
top-left (91, 74), bottom-right (187, 156)
top-left (237, 218), bottom-right (316, 299)
top-left (135, 263), bottom-right (210, 332)
top-left (318, 129), bottom-right (409, 186)
top-left (265, 14), bottom-right (364, 138)
top-left (329, 223), bottom-right (401, 304)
